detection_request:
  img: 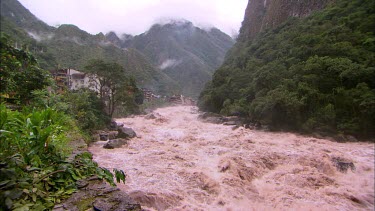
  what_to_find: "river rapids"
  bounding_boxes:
[88,106,374,211]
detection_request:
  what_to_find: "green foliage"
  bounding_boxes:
[84,59,142,117]
[62,89,110,133]
[199,0,375,138]
[0,33,126,210]
[0,105,125,210]
[0,34,52,104]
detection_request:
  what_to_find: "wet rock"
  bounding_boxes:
[334,134,347,142]
[198,112,221,119]
[232,125,240,130]
[76,180,89,189]
[331,157,355,173]
[118,127,137,139]
[261,125,270,131]
[345,135,358,142]
[99,133,108,141]
[145,113,157,119]
[110,120,117,130]
[55,179,141,211]
[103,139,127,149]
[93,195,141,211]
[218,160,231,172]
[109,120,123,130]
[52,204,65,211]
[129,191,181,211]
[223,121,238,126]
[204,116,224,124]
[223,116,243,122]
[108,131,118,139]
[312,132,325,139]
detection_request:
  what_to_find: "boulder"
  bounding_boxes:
[53,179,141,211]
[117,127,137,139]
[198,112,221,119]
[145,113,157,119]
[223,121,238,126]
[109,120,124,130]
[108,131,118,139]
[99,133,108,141]
[334,134,347,142]
[204,116,224,124]
[331,157,355,173]
[103,139,127,149]
[345,135,358,142]
[76,180,89,189]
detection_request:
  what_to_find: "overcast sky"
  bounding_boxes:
[18,0,248,36]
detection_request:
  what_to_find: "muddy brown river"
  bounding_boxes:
[89,106,374,211]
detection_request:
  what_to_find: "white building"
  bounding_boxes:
[67,69,99,92]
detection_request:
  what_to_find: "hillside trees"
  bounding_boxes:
[84,59,143,117]
[0,34,51,104]
[199,0,375,138]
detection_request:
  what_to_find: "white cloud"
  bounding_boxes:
[159,59,181,70]
[18,0,248,36]
[27,31,54,41]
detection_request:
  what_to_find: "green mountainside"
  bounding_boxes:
[199,0,375,138]
[0,0,179,95]
[1,0,234,97]
[124,21,235,97]
[0,0,53,33]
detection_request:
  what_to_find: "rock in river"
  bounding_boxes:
[118,127,137,139]
[103,139,127,149]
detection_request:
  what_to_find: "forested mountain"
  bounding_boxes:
[0,0,53,33]
[1,0,234,97]
[122,20,235,97]
[199,0,375,138]
[0,0,179,95]
[238,0,333,41]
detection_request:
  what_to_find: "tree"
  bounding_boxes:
[84,59,137,117]
[0,33,51,104]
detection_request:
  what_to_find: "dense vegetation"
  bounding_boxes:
[199,0,375,138]
[84,59,144,117]
[0,35,127,210]
[0,0,178,95]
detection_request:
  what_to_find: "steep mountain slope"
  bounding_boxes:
[0,0,179,95]
[0,0,53,33]
[239,0,333,41]
[124,20,235,97]
[199,0,375,138]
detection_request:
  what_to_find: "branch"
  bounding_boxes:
[33,169,66,184]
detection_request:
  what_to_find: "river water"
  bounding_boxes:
[88,106,374,211]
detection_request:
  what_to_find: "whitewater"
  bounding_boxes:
[89,106,374,211]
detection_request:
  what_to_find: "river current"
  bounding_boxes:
[89,106,374,211]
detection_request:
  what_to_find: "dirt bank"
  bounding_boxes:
[89,106,374,211]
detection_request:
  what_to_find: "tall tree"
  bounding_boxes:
[84,59,136,117]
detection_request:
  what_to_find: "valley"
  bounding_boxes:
[1,0,374,210]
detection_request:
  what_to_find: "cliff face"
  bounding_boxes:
[238,0,332,41]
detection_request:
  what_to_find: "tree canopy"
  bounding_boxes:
[199,0,375,138]
[84,59,142,117]
[0,33,51,104]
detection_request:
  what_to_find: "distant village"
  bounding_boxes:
[50,68,196,106]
